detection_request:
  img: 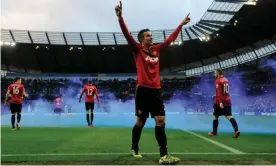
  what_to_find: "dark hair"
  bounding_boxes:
[88,80,92,84]
[216,69,223,75]
[138,29,150,43]
[15,77,21,82]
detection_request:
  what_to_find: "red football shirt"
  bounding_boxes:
[214,76,231,106]
[119,18,182,89]
[81,84,99,103]
[7,83,25,104]
[54,97,63,109]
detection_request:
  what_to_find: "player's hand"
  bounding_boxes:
[4,101,9,106]
[98,102,101,107]
[115,1,122,19]
[219,103,224,109]
[181,13,191,26]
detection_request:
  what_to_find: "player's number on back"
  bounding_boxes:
[87,89,93,96]
[223,83,229,94]
[13,86,20,95]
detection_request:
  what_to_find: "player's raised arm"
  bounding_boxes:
[115,1,139,47]
[156,13,191,50]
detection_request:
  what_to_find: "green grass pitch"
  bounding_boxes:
[1,127,276,165]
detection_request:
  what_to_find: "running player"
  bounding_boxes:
[4,77,26,130]
[208,69,240,138]
[79,81,101,127]
[115,1,191,164]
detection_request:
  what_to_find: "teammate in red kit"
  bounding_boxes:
[53,97,63,114]
[79,81,101,127]
[4,77,26,130]
[115,1,190,164]
[208,69,240,138]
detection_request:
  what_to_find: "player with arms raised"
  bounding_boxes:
[79,81,101,127]
[5,77,26,130]
[208,69,240,138]
[115,1,190,164]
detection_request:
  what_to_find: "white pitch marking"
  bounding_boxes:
[183,130,245,154]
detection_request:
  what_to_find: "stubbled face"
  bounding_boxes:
[142,31,153,46]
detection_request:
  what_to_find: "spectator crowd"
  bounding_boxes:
[1,72,276,115]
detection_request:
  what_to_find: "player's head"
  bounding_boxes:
[88,80,92,85]
[138,29,153,47]
[215,69,223,78]
[15,77,22,84]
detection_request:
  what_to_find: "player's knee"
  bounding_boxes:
[136,117,146,127]
[136,120,145,127]
[86,110,90,114]
[213,116,218,120]
[226,116,233,120]
[155,116,165,127]
[137,109,143,115]
[136,121,145,127]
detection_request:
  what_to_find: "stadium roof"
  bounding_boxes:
[1,0,256,45]
[1,0,275,75]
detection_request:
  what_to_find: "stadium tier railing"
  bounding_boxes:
[182,41,276,76]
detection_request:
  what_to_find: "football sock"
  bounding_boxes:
[131,124,143,150]
[11,115,15,128]
[86,113,90,125]
[230,118,239,132]
[213,119,218,134]
[155,126,168,157]
[17,113,21,123]
[90,112,94,125]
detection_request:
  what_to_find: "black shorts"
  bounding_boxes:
[10,103,22,114]
[54,108,62,114]
[213,104,232,116]
[135,86,165,118]
[85,102,94,111]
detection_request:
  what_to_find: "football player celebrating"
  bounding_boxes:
[115,1,190,164]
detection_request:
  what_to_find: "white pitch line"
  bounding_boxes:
[183,130,245,154]
[1,152,275,157]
